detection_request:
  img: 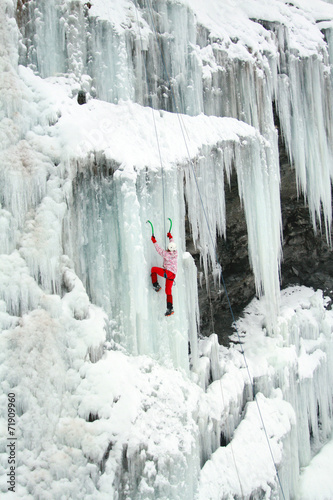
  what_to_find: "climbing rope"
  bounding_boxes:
[133,0,167,247]
[152,109,167,245]
[143,2,286,498]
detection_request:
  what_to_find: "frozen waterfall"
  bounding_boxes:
[1,0,333,499]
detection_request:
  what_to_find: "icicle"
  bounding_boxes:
[275,24,333,242]
[183,251,200,370]
[0,205,17,254]
[0,251,42,316]
[65,158,193,370]
[184,133,282,331]
[234,134,282,331]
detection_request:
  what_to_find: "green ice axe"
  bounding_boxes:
[146,220,154,236]
[168,218,172,233]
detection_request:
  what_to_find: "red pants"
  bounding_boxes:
[151,267,175,304]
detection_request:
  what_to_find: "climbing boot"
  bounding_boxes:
[165,303,174,316]
[153,282,161,292]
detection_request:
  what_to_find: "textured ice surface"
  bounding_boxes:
[1,0,333,498]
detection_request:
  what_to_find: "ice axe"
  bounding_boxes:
[146,220,154,236]
[147,218,172,237]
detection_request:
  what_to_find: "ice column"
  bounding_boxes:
[184,136,282,331]
[17,0,67,77]
[183,251,200,371]
[65,158,196,371]
[275,25,333,240]
[16,0,203,112]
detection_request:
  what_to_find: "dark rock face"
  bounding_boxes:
[279,143,333,303]
[188,170,254,345]
[188,135,333,346]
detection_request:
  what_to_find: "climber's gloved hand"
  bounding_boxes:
[167,232,172,239]
[151,236,156,243]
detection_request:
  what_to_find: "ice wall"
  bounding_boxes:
[3,0,283,372]
[198,287,333,499]
[59,95,281,358]
[274,23,333,240]
[1,0,333,499]
[65,156,194,369]
[14,0,333,327]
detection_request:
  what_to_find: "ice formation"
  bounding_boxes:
[1,0,333,498]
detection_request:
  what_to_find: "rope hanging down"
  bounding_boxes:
[133,1,167,247]
[142,1,286,498]
[135,0,245,495]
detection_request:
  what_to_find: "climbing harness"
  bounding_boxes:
[142,2,287,499]
[164,270,176,286]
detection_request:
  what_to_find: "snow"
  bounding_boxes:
[169,0,333,57]
[88,0,135,28]
[199,391,295,500]
[2,270,333,498]
[198,287,333,499]
[299,435,333,500]
[1,0,333,498]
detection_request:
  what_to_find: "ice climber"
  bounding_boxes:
[151,231,177,316]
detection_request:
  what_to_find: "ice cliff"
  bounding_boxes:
[1,0,333,498]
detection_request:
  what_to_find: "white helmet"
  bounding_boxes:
[168,241,177,252]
